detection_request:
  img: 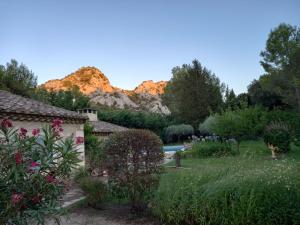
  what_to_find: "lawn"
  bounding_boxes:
[152,140,300,225]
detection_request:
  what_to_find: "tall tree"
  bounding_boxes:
[249,23,300,111]
[0,59,37,96]
[162,59,224,127]
[260,23,300,73]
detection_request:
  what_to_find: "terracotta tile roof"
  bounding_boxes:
[0,90,87,123]
[90,120,128,133]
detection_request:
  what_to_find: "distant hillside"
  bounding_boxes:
[42,67,170,114]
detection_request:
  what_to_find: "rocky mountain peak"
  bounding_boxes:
[43,66,116,94]
[134,80,168,95]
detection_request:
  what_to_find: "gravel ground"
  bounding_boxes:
[46,205,158,225]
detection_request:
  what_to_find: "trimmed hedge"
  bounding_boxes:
[181,141,237,158]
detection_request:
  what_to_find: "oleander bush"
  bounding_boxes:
[0,118,82,225]
[264,121,291,157]
[104,129,163,212]
[181,141,237,158]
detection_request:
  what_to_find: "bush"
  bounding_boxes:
[198,115,216,136]
[152,160,300,225]
[265,110,300,146]
[181,141,237,158]
[164,124,194,143]
[104,129,163,212]
[0,118,81,225]
[74,166,89,183]
[79,177,107,209]
[264,122,291,157]
[84,123,103,171]
[211,108,267,150]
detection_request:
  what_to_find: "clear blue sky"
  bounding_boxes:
[1,0,299,93]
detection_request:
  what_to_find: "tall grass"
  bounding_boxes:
[152,141,300,225]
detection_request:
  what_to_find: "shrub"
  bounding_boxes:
[74,166,89,183]
[263,122,291,157]
[265,110,300,146]
[0,118,81,225]
[198,115,216,136]
[164,124,194,143]
[84,123,103,171]
[211,108,267,151]
[181,141,236,158]
[152,160,300,225]
[79,177,107,209]
[104,129,163,212]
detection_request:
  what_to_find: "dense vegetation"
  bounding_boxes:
[103,129,163,212]
[0,118,81,225]
[162,60,224,128]
[153,141,300,225]
[0,59,37,97]
[97,108,174,138]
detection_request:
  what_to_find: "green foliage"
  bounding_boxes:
[264,122,291,153]
[249,23,300,111]
[74,166,89,183]
[260,23,300,73]
[211,108,267,149]
[265,110,300,146]
[97,108,173,137]
[0,59,37,97]
[198,115,216,135]
[32,86,90,111]
[0,118,81,225]
[104,129,163,212]
[164,124,194,143]
[181,141,237,158]
[162,59,224,127]
[79,177,108,209]
[84,123,103,170]
[152,144,300,225]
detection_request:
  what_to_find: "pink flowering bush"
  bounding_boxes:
[0,118,82,225]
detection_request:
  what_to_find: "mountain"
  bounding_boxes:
[43,67,117,94]
[42,67,170,114]
[134,80,167,95]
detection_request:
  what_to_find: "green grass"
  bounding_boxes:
[153,140,300,225]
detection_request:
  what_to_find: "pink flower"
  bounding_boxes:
[45,175,56,184]
[28,161,40,173]
[31,194,42,204]
[19,128,27,139]
[51,118,63,137]
[32,128,40,136]
[76,136,84,145]
[14,152,22,165]
[12,193,23,206]
[51,118,63,128]
[0,118,13,128]
[30,161,40,167]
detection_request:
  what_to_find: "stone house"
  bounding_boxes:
[0,90,88,165]
[77,108,128,140]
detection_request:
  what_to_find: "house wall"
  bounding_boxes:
[7,120,85,166]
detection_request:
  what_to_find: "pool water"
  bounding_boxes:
[163,145,185,152]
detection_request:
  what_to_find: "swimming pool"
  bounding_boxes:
[163,145,185,152]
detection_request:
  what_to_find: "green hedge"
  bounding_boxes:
[181,141,237,158]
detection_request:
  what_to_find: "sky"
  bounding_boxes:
[0,0,299,94]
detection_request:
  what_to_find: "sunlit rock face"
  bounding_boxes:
[43,67,116,94]
[134,80,168,95]
[42,67,170,114]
